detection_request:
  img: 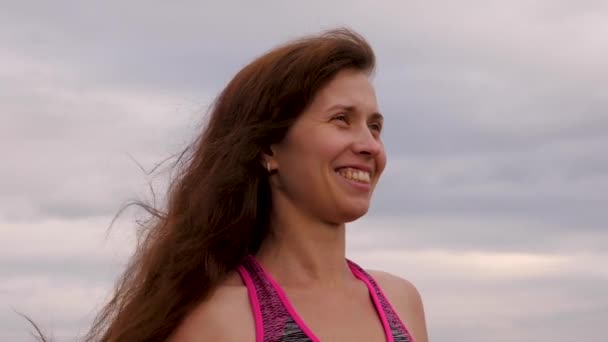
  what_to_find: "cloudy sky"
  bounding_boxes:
[2,1,607,341]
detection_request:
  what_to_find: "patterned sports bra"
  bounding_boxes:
[236,255,414,342]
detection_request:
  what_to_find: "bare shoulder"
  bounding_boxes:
[367,270,423,310]
[367,270,429,342]
[168,271,254,342]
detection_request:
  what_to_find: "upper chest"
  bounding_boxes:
[284,285,389,342]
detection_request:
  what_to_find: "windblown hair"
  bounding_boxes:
[82,28,375,341]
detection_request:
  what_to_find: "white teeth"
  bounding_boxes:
[336,168,371,184]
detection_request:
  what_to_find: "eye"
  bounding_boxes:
[331,114,349,124]
[369,122,383,133]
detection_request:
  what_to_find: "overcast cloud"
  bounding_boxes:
[1,1,607,341]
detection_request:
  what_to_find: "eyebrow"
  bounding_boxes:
[327,104,384,122]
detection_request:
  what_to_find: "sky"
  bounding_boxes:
[1,1,607,341]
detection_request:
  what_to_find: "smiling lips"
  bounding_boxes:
[336,167,372,184]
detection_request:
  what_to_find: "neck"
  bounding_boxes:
[256,196,352,288]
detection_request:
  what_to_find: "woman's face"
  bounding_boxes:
[269,69,386,224]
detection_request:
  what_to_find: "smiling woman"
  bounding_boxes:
[35,28,428,342]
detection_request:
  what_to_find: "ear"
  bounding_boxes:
[261,145,278,173]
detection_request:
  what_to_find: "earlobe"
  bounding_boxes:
[259,158,272,172]
[265,160,272,173]
[261,145,278,174]
[266,160,279,174]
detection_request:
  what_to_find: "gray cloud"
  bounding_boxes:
[371,140,608,231]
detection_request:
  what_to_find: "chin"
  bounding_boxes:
[335,204,370,223]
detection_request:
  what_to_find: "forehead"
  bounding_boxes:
[308,69,378,114]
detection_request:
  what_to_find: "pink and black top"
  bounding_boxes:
[236,255,414,342]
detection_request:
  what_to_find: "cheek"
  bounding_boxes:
[316,128,354,154]
[276,137,326,180]
[376,147,388,177]
[296,133,345,163]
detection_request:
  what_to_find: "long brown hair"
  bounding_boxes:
[85,28,375,341]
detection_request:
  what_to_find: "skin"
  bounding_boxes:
[170,70,429,342]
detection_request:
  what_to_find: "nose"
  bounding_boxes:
[352,127,383,157]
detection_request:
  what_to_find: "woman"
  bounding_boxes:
[88,28,428,342]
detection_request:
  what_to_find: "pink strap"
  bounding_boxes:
[349,264,395,342]
[236,265,265,342]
